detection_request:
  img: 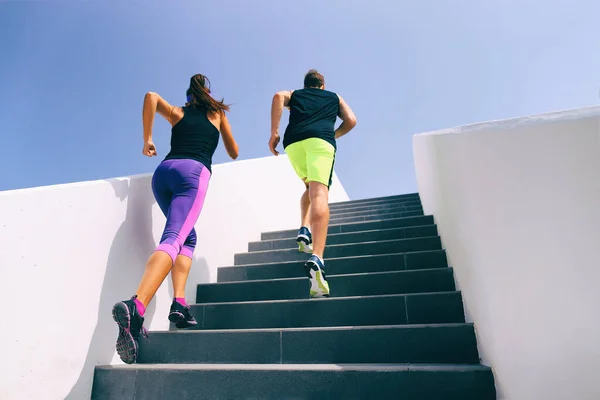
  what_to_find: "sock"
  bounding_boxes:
[133,297,146,317]
[175,297,187,307]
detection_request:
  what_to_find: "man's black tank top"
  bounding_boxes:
[283,88,340,150]
[163,106,220,172]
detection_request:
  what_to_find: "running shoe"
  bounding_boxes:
[168,298,198,329]
[304,255,330,298]
[296,226,313,253]
[112,295,147,364]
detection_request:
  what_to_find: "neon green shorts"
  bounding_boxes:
[285,138,336,188]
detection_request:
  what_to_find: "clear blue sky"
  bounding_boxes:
[1,1,598,199]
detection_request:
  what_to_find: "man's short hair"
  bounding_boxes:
[304,69,325,88]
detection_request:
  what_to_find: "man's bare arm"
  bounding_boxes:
[270,90,293,134]
[269,90,293,155]
[334,95,357,140]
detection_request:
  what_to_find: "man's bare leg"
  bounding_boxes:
[297,181,313,253]
[308,181,329,259]
[304,180,330,297]
[300,183,311,228]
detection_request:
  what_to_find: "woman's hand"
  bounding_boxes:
[142,141,157,157]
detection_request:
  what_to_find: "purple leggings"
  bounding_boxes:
[151,159,211,263]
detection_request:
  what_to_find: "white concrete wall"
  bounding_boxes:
[0,154,348,400]
[413,106,600,400]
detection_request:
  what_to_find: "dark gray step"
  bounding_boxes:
[199,268,455,303]
[328,199,423,214]
[262,215,434,240]
[329,192,420,209]
[137,324,479,364]
[92,363,495,400]
[330,201,423,216]
[218,250,448,282]
[188,292,465,330]
[330,204,424,220]
[249,225,437,252]
[235,236,442,266]
[330,209,424,224]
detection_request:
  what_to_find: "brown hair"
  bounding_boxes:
[303,69,325,88]
[186,74,230,113]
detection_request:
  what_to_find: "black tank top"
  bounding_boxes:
[163,106,220,172]
[283,88,340,150]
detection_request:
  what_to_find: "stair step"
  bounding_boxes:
[198,268,455,303]
[92,363,495,400]
[187,292,465,330]
[235,237,442,266]
[262,215,434,240]
[328,199,423,214]
[249,225,438,252]
[137,323,479,364]
[218,250,448,282]
[330,204,424,219]
[330,209,424,224]
[329,192,420,208]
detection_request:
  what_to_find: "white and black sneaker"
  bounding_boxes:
[296,226,313,253]
[304,255,330,298]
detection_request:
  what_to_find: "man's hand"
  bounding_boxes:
[268,134,280,156]
[142,141,157,157]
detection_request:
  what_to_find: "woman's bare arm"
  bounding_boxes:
[219,111,239,159]
[142,92,180,144]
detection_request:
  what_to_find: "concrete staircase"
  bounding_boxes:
[92,193,497,399]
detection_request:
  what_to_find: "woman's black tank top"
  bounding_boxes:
[163,106,220,172]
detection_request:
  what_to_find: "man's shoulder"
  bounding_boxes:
[295,88,339,98]
[322,89,341,101]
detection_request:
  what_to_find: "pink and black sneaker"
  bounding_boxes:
[168,298,198,329]
[111,295,147,364]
